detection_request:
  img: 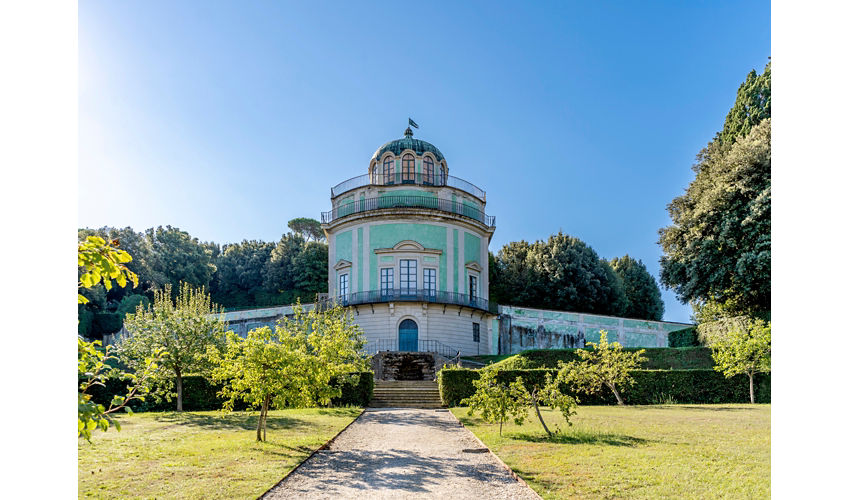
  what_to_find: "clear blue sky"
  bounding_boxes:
[78,1,770,323]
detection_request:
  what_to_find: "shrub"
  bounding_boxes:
[82,372,374,412]
[78,307,95,338]
[93,312,123,335]
[489,347,714,370]
[438,368,770,406]
[668,327,700,347]
[116,294,150,318]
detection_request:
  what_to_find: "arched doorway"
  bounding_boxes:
[398,319,419,352]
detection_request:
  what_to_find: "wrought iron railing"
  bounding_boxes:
[321,194,496,227]
[320,289,489,312]
[364,338,463,357]
[330,173,487,201]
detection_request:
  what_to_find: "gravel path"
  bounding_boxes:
[262,408,540,499]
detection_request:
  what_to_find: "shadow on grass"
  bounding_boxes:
[153,412,309,431]
[510,428,651,447]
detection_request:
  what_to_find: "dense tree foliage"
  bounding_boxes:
[211,240,275,306]
[145,226,217,290]
[209,304,366,441]
[490,232,628,316]
[659,62,771,319]
[77,220,330,337]
[120,283,228,411]
[610,255,664,321]
[287,217,325,242]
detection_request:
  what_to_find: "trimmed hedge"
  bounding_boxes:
[93,312,123,336]
[487,347,715,371]
[438,368,770,406]
[668,327,700,347]
[83,372,374,412]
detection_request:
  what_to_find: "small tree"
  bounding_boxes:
[120,282,228,411]
[559,331,646,405]
[209,303,366,441]
[461,369,529,436]
[710,319,770,403]
[288,217,325,242]
[524,373,578,437]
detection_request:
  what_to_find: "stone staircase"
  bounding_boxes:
[369,380,445,409]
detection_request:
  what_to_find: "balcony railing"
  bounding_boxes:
[330,173,487,201]
[321,194,496,227]
[320,289,490,312]
[364,338,463,357]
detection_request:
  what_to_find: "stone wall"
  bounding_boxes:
[371,351,437,381]
[497,305,693,354]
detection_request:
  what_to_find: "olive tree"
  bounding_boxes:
[209,303,366,441]
[710,319,770,403]
[558,331,646,405]
[120,282,228,411]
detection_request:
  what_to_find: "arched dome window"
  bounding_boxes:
[402,153,415,184]
[382,156,395,185]
[423,156,434,185]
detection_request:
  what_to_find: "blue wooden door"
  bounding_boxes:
[398,319,418,352]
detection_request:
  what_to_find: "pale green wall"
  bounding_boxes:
[464,232,481,265]
[357,227,363,292]
[452,228,459,293]
[335,230,352,264]
[368,223,448,291]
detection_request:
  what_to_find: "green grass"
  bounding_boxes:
[78,408,362,499]
[452,404,770,499]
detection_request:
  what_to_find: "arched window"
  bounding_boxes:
[423,156,434,185]
[382,156,395,185]
[402,153,415,183]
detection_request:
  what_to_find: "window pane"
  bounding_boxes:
[400,259,417,294]
[402,154,415,182]
[473,322,480,342]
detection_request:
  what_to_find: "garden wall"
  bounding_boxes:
[497,305,693,354]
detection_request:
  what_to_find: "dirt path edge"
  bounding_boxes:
[257,408,366,500]
[446,409,543,499]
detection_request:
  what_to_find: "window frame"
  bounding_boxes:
[423,155,435,185]
[423,267,437,297]
[399,259,418,295]
[402,153,415,184]
[380,267,394,297]
[382,156,395,185]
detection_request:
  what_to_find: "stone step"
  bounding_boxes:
[371,396,443,401]
[374,381,438,386]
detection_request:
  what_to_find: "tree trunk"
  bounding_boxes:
[609,382,624,405]
[263,395,270,442]
[499,419,503,436]
[531,390,552,436]
[256,395,269,442]
[749,372,755,404]
[175,367,183,412]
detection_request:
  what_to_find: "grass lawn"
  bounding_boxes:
[452,404,770,499]
[78,408,362,499]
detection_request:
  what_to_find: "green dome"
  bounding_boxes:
[371,128,445,162]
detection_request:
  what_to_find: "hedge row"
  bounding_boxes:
[668,328,700,347]
[438,368,770,406]
[487,347,715,371]
[83,372,374,412]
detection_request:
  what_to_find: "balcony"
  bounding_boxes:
[321,194,496,227]
[320,289,490,312]
[330,173,487,201]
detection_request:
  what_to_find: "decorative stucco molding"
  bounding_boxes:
[374,240,443,256]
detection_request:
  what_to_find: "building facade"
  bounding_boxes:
[321,127,497,356]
